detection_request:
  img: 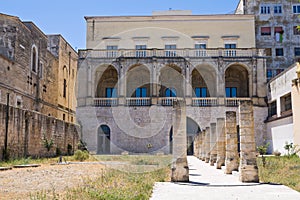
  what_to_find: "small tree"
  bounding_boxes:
[257,142,270,167]
[42,134,54,156]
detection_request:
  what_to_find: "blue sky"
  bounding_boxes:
[1,0,240,49]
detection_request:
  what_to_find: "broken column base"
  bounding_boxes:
[210,154,217,166]
[239,165,259,183]
[171,158,189,182]
[216,158,225,169]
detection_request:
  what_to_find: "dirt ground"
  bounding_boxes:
[0,162,105,200]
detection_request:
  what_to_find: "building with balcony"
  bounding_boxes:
[77,12,268,154]
[236,0,300,81]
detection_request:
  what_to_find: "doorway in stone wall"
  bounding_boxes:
[97,125,111,154]
[187,117,201,155]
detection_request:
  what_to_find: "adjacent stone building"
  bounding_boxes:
[0,13,79,159]
[77,11,268,154]
[236,0,300,81]
[266,62,300,155]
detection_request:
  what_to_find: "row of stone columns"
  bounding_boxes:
[193,100,259,182]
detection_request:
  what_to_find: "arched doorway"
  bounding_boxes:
[97,125,111,154]
[225,65,249,97]
[187,117,201,155]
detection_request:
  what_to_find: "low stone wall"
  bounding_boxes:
[0,103,80,160]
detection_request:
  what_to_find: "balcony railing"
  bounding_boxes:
[192,98,218,107]
[79,48,260,59]
[93,97,254,107]
[94,98,118,107]
[225,98,251,107]
[126,97,151,106]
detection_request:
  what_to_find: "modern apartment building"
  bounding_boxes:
[236,0,300,81]
[77,11,268,154]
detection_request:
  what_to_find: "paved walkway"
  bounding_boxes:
[151,156,300,200]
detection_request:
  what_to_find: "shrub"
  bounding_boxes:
[284,142,300,158]
[74,150,89,161]
[257,142,270,167]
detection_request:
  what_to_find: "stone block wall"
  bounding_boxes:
[0,103,80,160]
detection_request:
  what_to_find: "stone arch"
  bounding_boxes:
[191,64,217,97]
[225,64,249,97]
[95,65,119,97]
[159,64,184,97]
[126,64,151,97]
[97,124,111,154]
[187,117,201,155]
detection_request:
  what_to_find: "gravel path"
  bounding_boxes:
[0,162,104,200]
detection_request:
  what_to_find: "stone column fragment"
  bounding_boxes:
[225,111,239,174]
[204,127,210,163]
[171,100,189,182]
[239,100,259,183]
[216,118,226,169]
[210,123,217,166]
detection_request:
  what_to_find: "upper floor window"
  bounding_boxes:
[106,45,118,57]
[225,43,236,57]
[261,27,271,36]
[294,26,300,35]
[195,44,206,49]
[293,5,300,14]
[295,47,300,56]
[268,101,277,117]
[261,5,270,14]
[31,46,38,73]
[135,45,147,57]
[274,5,282,14]
[63,79,67,98]
[165,44,177,57]
[275,48,284,56]
[274,27,284,42]
[281,94,292,113]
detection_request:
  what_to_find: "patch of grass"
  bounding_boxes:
[64,167,170,200]
[258,156,300,192]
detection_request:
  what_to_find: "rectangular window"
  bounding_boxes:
[105,88,117,98]
[293,5,300,14]
[261,27,271,36]
[225,44,236,57]
[165,45,177,57]
[281,94,292,114]
[275,48,284,56]
[63,114,66,121]
[268,101,277,117]
[63,79,67,98]
[274,5,282,14]
[261,5,270,14]
[195,87,207,97]
[294,26,300,35]
[135,45,147,57]
[226,87,237,98]
[135,87,147,97]
[195,44,207,57]
[274,27,283,42]
[106,45,118,57]
[295,47,300,56]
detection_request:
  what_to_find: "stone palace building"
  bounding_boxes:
[77,11,268,154]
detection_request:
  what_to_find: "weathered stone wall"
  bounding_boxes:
[0,103,80,160]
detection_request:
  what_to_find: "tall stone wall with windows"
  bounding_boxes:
[0,103,80,160]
